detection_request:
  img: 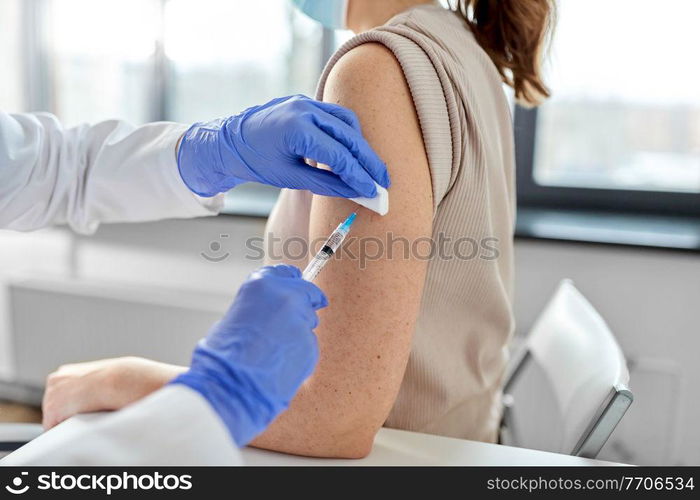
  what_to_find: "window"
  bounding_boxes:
[164,0,322,123]
[40,0,323,127]
[161,0,325,214]
[516,0,700,217]
[48,0,160,126]
[4,0,331,216]
[0,0,23,110]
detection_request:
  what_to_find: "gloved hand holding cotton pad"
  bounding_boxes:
[299,156,389,216]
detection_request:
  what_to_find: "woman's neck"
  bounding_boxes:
[347,0,436,33]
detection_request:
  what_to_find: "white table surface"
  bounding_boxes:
[1,423,622,466]
[242,428,622,466]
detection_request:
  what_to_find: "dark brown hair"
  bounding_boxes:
[454,0,555,107]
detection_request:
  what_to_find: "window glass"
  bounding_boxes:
[164,0,322,123]
[163,0,324,212]
[534,0,700,193]
[47,0,159,126]
[3,0,331,215]
[0,0,23,110]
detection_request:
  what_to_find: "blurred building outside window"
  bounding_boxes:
[534,0,700,194]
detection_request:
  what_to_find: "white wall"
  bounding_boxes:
[0,217,263,385]
[1,217,698,464]
[515,240,700,465]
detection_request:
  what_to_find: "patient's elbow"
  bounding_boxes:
[331,431,375,459]
[290,421,377,458]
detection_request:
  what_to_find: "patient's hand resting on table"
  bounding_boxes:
[42,357,185,429]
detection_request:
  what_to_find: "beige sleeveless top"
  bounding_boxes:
[265,4,515,442]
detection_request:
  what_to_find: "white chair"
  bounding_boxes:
[500,280,633,459]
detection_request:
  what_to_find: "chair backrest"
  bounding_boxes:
[502,280,633,458]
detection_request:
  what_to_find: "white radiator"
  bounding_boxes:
[2,277,231,404]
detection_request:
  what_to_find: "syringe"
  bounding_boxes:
[302,212,357,282]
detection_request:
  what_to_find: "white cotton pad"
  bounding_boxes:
[350,183,389,216]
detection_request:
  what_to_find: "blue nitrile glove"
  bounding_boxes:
[177,94,390,197]
[170,265,327,446]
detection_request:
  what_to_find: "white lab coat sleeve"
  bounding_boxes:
[0,385,243,466]
[0,112,224,234]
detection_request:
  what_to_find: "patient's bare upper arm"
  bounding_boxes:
[252,43,433,458]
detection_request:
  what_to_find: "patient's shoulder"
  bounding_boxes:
[320,41,432,224]
[323,43,410,110]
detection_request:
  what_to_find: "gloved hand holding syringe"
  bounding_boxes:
[171,183,382,446]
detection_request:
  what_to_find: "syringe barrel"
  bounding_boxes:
[302,224,348,282]
[302,252,331,282]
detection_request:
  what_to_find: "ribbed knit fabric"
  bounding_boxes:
[264,4,515,442]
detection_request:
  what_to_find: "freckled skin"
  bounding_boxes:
[251,42,433,458]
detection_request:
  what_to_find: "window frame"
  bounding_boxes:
[514,106,700,218]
